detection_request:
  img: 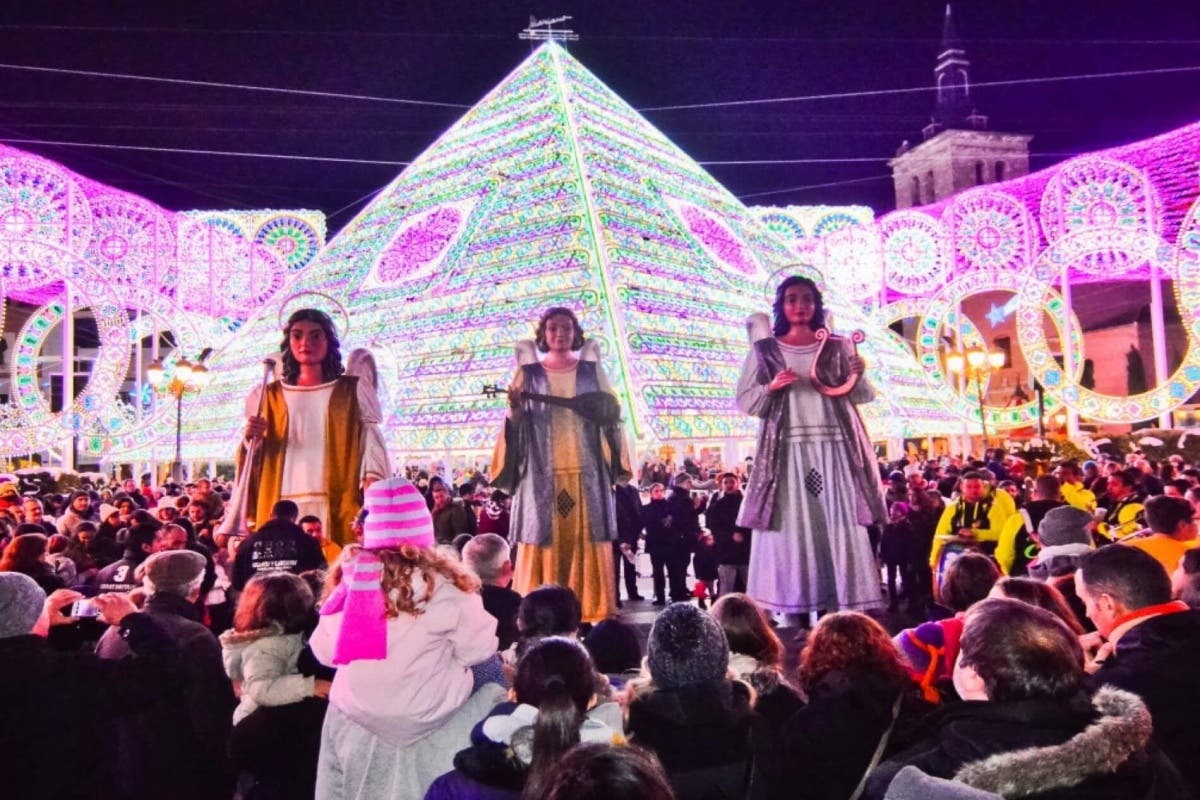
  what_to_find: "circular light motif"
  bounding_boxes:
[945,189,1033,272]
[820,225,883,301]
[1016,226,1197,423]
[1,208,34,238]
[0,153,93,254]
[255,215,321,271]
[915,270,1083,430]
[879,211,949,295]
[177,215,286,318]
[1040,157,1159,279]
[84,191,177,289]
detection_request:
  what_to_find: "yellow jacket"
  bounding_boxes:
[1061,482,1097,513]
[1097,497,1146,542]
[931,490,1016,567]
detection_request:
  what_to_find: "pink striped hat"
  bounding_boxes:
[362,477,435,550]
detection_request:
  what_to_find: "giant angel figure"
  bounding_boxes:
[240,308,390,544]
[737,276,886,617]
[491,306,631,622]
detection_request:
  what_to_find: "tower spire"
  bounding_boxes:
[924,3,986,139]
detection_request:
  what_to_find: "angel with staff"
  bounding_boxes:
[736,275,887,620]
[233,301,390,544]
[490,306,631,622]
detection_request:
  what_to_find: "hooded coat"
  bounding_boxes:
[866,687,1190,800]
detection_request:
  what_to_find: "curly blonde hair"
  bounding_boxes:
[323,543,479,617]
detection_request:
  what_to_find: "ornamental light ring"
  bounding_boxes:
[3,243,131,454]
[1015,225,1198,423]
[916,269,1083,430]
[879,210,950,296]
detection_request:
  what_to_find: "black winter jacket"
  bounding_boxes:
[867,688,1190,800]
[95,592,236,800]
[627,679,759,800]
[1087,609,1200,797]
[0,615,182,800]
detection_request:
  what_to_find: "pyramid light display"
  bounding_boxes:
[189,43,957,461]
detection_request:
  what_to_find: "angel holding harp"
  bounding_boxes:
[490,306,631,622]
[736,276,887,619]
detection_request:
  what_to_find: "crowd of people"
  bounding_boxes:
[1,441,1199,800]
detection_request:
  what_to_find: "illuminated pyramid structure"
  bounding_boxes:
[189,43,953,460]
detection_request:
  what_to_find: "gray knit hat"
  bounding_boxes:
[136,549,205,595]
[647,602,729,689]
[0,572,46,639]
[1038,506,1094,547]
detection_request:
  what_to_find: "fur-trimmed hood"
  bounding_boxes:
[954,687,1151,797]
[218,622,284,647]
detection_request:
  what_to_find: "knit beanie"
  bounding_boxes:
[0,572,46,638]
[362,477,435,549]
[1038,506,1094,547]
[647,603,729,689]
[136,550,206,595]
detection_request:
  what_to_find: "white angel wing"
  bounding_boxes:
[579,339,601,363]
[746,312,772,344]
[346,347,384,423]
[515,339,538,366]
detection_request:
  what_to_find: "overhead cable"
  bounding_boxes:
[0,62,471,109]
[639,64,1200,112]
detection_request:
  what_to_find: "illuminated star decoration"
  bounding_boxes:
[986,302,1008,327]
[985,297,1020,328]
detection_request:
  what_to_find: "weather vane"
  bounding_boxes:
[518,14,579,44]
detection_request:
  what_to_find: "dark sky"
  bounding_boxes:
[2,0,1198,235]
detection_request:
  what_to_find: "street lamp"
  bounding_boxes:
[946,346,1006,444]
[147,349,212,483]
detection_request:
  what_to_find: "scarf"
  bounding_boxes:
[319,550,388,664]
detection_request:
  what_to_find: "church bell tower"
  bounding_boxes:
[889,4,1032,209]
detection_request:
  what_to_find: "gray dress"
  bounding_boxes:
[736,340,883,614]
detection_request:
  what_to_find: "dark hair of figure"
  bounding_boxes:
[1145,494,1194,535]
[513,637,600,799]
[272,500,300,522]
[711,592,783,667]
[939,552,1000,612]
[1077,545,1172,610]
[518,584,582,640]
[279,308,344,384]
[539,742,676,800]
[959,598,1085,702]
[772,275,826,336]
[990,577,1084,634]
[235,572,314,634]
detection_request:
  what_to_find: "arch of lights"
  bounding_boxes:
[764,121,1200,429]
[0,144,325,464]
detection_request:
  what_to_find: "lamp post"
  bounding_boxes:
[946,347,1006,445]
[147,350,212,483]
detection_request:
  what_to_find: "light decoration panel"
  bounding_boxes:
[192,43,953,458]
[751,205,875,242]
[791,120,1200,426]
[0,141,327,460]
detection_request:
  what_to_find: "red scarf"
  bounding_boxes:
[1111,600,1189,631]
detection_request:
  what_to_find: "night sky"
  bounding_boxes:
[2,0,1198,235]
